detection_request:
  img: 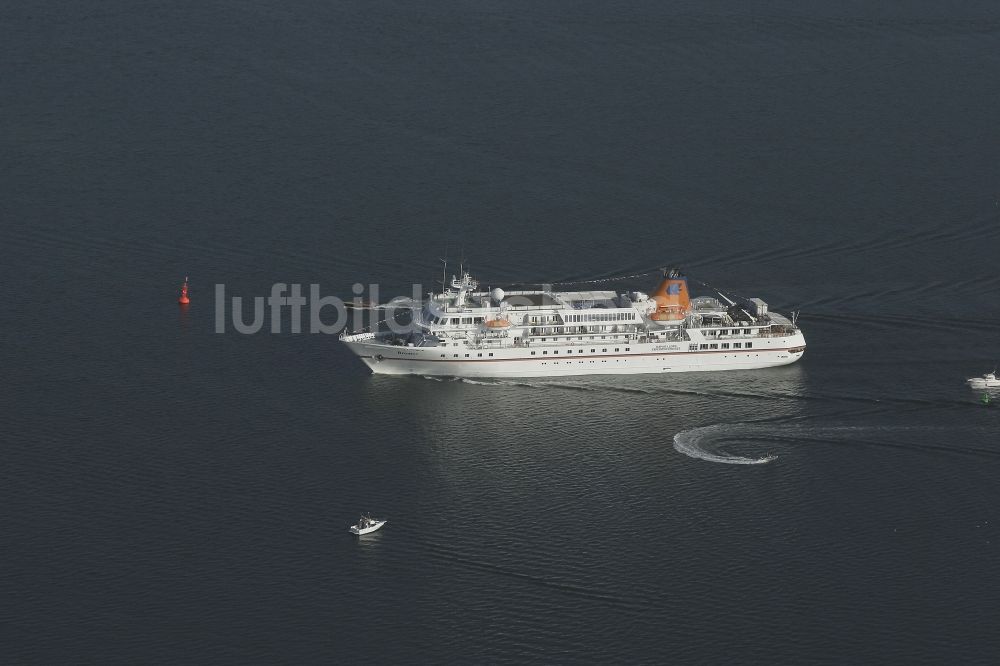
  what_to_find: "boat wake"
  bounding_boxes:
[674,421,1000,464]
[419,376,528,387]
[673,424,777,465]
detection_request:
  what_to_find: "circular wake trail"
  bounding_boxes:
[673,424,776,465]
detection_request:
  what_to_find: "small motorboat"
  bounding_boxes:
[967,371,1000,389]
[350,513,386,535]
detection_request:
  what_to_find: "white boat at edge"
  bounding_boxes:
[967,372,1000,389]
[340,267,806,378]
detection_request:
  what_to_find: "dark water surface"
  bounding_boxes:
[3,1,1000,663]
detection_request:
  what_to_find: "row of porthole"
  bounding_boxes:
[531,347,629,356]
[540,354,763,365]
[436,350,766,360]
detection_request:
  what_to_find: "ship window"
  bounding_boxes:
[700,344,708,350]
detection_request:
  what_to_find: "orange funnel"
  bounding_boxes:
[649,268,690,321]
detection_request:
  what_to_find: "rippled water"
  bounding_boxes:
[3,1,1000,663]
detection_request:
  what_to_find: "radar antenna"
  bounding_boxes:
[438,257,448,293]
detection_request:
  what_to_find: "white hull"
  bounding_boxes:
[968,380,1000,389]
[343,335,805,378]
[350,520,386,535]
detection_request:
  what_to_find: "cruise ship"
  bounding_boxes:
[340,269,805,377]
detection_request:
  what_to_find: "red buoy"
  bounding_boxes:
[178,276,190,304]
